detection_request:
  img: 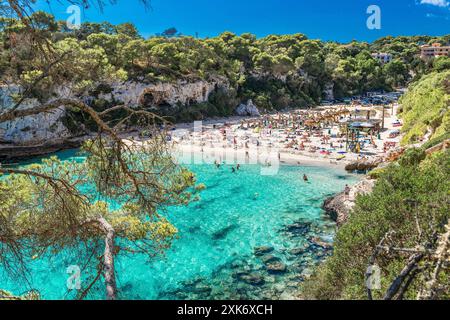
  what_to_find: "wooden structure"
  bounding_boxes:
[343,118,382,153]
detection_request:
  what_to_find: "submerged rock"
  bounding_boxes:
[211,225,237,240]
[260,254,281,264]
[266,262,287,274]
[288,247,305,256]
[309,237,333,250]
[192,284,212,294]
[254,246,275,256]
[238,272,266,286]
[282,221,311,236]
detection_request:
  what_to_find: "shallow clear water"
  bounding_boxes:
[0,150,358,300]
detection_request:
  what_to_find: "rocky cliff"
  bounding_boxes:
[323,178,375,226]
[0,85,71,144]
[99,79,223,109]
[0,79,226,145]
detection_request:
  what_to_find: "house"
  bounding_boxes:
[420,43,450,59]
[371,53,393,64]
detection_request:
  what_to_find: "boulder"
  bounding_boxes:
[254,246,274,256]
[323,192,348,225]
[260,255,281,264]
[238,272,266,286]
[288,248,305,256]
[345,159,382,172]
[266,262,287,274]
[282,221,311,236]
[235,99,261,117]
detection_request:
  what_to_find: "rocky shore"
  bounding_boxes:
[146,219,336,300]
[0,138,83,163]
[323,177,375,226]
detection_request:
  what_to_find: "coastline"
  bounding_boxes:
[173,143,350,170]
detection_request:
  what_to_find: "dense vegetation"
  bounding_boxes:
[399,70,450,145]
[302,70,450,300]
[302,148,450,300]
[0,12,449,121]
[0,5,449,300]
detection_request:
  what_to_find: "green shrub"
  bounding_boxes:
[399,70,450,145]
[302,150,450,300]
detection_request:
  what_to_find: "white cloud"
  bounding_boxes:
[420,0,449,7]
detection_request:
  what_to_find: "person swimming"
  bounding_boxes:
[303,174,309,182]
[232,167,236,173]
[236,164,241,170]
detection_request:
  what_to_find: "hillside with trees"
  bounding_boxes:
[0,2,449,301]
[302,69,450,300]
[0,11,449,123]
[399,69,450,145]
[302,147,450,300]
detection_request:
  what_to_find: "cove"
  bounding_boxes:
[0,149,358,300]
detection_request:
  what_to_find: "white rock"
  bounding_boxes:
[99,80,220,107]
[0,85,70,144]
[235,99,261,117]
[323,83,334,101]
[0,79,226,144]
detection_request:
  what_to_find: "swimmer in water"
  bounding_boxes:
[237,164,241,170]
[303,174,309,182]
[253,193,260,200]
[232,167,236,173]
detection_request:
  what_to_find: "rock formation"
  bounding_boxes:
[345,158,383,172]
[323,83,335,101]
[235,99,261,117]
[99,79,221,109]
[0,85,71,144]
[323,178,375,226]
[0,79,225,146]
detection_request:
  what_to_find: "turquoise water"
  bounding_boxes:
[0,150,358,300]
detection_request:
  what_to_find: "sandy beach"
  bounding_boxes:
[164,102,403,170]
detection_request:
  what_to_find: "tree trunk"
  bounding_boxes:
[97,218,117,300]
[383,252,424,300]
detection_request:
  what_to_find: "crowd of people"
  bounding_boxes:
[171,103,402,167]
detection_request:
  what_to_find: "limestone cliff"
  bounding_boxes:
[0,79,225,145]
[99,79,223,109]
[0,85,71,144]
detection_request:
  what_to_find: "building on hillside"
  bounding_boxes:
[371,53,393,64]
[420,43,450,59]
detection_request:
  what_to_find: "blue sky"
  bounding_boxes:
[34,0,450,42]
